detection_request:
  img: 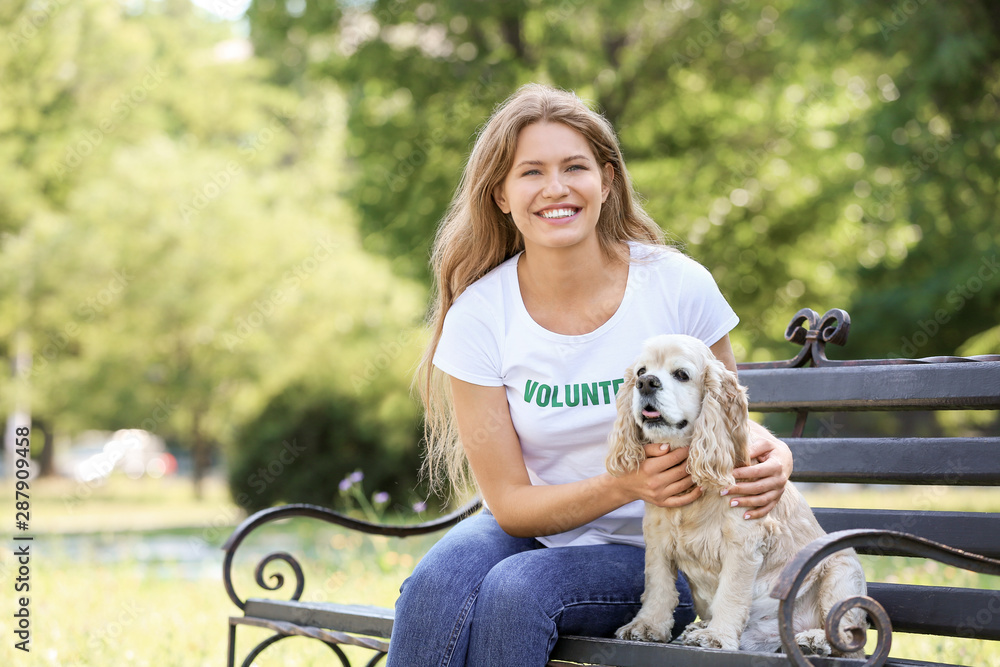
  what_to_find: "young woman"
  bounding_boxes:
[386,83,793,667]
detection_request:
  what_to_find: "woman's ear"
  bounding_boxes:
[601,162,614,202]
[493,184,510,214]
[606,365,646,476]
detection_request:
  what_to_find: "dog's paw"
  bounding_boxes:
[679,625,738,651]
[615,617,673,643]
[793,629,832,656]
[675,619,709,644]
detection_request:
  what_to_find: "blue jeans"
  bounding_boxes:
[386,511,695,667]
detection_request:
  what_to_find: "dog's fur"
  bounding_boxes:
[606,334,868,656]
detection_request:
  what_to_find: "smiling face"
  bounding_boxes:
[630,335,711,445]
[493,121,613,252]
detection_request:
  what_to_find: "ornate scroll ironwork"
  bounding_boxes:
[771,529,1000,667]
[740,307,1000,369]
[222,498,482,666]
[737,308,852,369]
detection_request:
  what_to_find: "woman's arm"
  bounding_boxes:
[710,335,794,520]
[449,376,701,538]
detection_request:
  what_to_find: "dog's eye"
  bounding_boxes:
[672,369,690,382]
[636,366,646,377]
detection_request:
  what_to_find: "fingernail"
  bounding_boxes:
[660,444,668,451]
[720,489,729,496]
[744,512,752,520]
[730,499,739,507]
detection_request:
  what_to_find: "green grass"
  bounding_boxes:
[0,476,997,665]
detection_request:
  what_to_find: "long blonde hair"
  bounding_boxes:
[418,83,666,498]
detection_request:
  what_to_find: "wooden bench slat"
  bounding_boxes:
[551,635,869,666]
[243,586,1000,653]
[868,583,1000,640]
[740,362,1000,412]
[788,438,1000,485]
[813,509,1000,559]
[244,599,394,639]
[243,599,951,667]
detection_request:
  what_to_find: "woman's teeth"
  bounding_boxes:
[539,208,578,219]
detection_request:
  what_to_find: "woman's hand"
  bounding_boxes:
[623,443,703,508]
[722,421,793,519]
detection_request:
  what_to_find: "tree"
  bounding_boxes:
[244,0,999,362]
[0,0,430,497]
[789,2,1000,358]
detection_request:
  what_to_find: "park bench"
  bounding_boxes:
[222,307,1000,667]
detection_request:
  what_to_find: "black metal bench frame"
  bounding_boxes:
[222,308,1000,667]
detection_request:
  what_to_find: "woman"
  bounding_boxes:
[386,83,792,667]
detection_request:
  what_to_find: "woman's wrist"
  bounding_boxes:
[597,470,640,509]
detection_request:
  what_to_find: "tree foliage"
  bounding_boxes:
[245,0,999,362]
[2,0,997,505]
[229,381,425,513]
[1,0,428,498]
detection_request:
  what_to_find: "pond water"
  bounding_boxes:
[40,530,223,579]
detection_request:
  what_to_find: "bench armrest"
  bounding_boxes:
[772,529,1000,667]
[222,498,482,610]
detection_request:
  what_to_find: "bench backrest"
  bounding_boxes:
[736,309,1000,643]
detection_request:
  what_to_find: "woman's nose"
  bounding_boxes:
[541,172,570,198]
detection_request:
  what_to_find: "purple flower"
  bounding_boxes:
[373,491,390,504]
[349,471,364,483]
[338,478,353,492]
[412,501,427,513]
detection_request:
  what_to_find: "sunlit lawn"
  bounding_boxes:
[0,476,996,665]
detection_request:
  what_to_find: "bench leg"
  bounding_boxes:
[227,619,237,667]
[228,618,360,666]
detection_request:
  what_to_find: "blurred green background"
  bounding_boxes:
[2,0,999,507]
[1,2,999,665]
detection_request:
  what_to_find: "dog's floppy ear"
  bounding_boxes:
[606,364,646,476]
[687,357,750,488]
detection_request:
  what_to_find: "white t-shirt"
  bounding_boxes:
[433,242,739,548]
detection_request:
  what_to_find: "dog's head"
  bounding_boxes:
[606,334,750,488]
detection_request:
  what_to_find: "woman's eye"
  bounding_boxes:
[672,369,690,382]
[636,367,646,377]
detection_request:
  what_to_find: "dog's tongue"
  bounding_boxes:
[641,408,661,419]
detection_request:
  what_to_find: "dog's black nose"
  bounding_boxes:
[636,374,661,396]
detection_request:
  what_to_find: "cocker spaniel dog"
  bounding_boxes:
[606,334,868,656]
